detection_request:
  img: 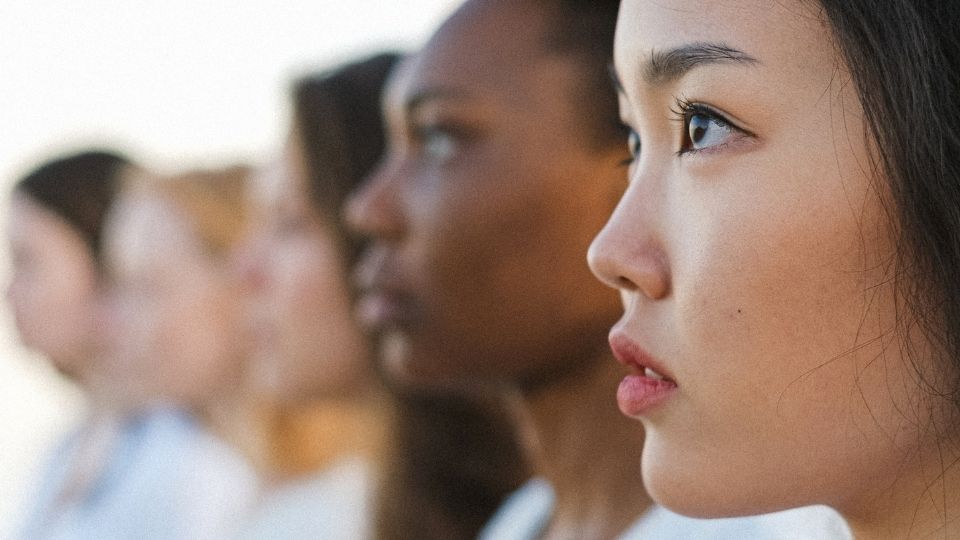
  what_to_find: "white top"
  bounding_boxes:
[235,457,374,540]
[16,408,258,540]
[479,478,853,540]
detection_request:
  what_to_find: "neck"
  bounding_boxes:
[517,352,652,540]
[845,429,960,540]
[207,393,389,484]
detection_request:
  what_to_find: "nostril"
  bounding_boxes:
[616,276,638,291]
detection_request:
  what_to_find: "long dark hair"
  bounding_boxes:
[291,54,529,540]
[541,0,623,149]
[292,52,397,265]
[815,1,960,399]
[13,150,131,266]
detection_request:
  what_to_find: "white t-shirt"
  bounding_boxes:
[235,457,374,540]
[16,408,258,540]
[478,478,853,540]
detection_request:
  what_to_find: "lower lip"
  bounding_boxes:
[355,293,410,330]
[617,374,677,417]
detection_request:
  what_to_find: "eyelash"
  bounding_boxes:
[412,121,476,161]
[620,97,751,166]
[670,97,746,156]
[412,124,449,144]
[617,121,637,168]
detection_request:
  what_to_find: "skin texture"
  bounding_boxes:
[588,1,960,538]
[346,0,626,389]
[347,2,652,538]
[101,191,245,409]
[5,194,101,381]
[235,131,372,403]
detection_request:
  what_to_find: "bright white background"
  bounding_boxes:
[0,1,459,534]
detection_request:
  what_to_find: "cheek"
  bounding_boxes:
[411,161,553,316]
[654,150,921,512]
[165,287,241,397]
[273,245,334,324]
[682,158,895,388]
[250,238,367,398]
[269,241,350,347]
[16,265,97,356]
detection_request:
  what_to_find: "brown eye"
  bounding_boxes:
[683,112,734,152]
[627,129,641,159]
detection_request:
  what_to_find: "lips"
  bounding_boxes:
[354,289,414,330]
[353,246,417,331]
[609,331,677,417]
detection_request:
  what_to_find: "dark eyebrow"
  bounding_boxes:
[405,87,469,115]
[644,42,758,85]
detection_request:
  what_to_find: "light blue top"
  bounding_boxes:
[234,456,373,540]
[16,408,258,540]
[478,478,853,540]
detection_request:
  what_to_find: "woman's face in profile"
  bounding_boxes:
[589,0,950,520]
[347,2,625,387]
[5,195,100,380]
[101,191,243,407]
[236,133,370,403]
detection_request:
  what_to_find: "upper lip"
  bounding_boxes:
[608,329,675,382]
[353,245,417,327]
[354,245,405,296]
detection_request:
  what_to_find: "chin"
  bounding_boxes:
[641,429,808,519]
[377,333,473,393]
[642,429,748,519]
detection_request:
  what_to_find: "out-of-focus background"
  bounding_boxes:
[0,1,457,534]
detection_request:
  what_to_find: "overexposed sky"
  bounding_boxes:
[0,0,460,533]
[0,0,459,176]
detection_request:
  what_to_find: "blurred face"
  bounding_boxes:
[102,191,244,408]
[235,133,371,402]
[346,0,626,387]
[5,195,100,379]
[589,0,951,522]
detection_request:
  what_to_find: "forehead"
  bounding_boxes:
[7,195,84,254]
[393,0,554,104]
[8,196,61,238]
[615,0,833,88]
[250,157,294,208]
[106,192,202,276]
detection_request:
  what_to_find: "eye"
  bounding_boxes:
[628,129,641,159]
[618,126,641,167]
[673,99,750,155]
[685,113,733,151]
[417,126,458,162]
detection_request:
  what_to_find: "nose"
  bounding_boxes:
[344,157,405,242]
[587,181,670,301]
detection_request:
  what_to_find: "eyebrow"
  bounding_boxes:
[641,41,758,85]
[404,87,469,115]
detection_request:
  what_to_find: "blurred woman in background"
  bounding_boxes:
[234,53,528,539]
[6,151,126,391]
[233,54,396,540]
[7,150,129,539]
[8,151,256,539]
[97,165,259,539]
